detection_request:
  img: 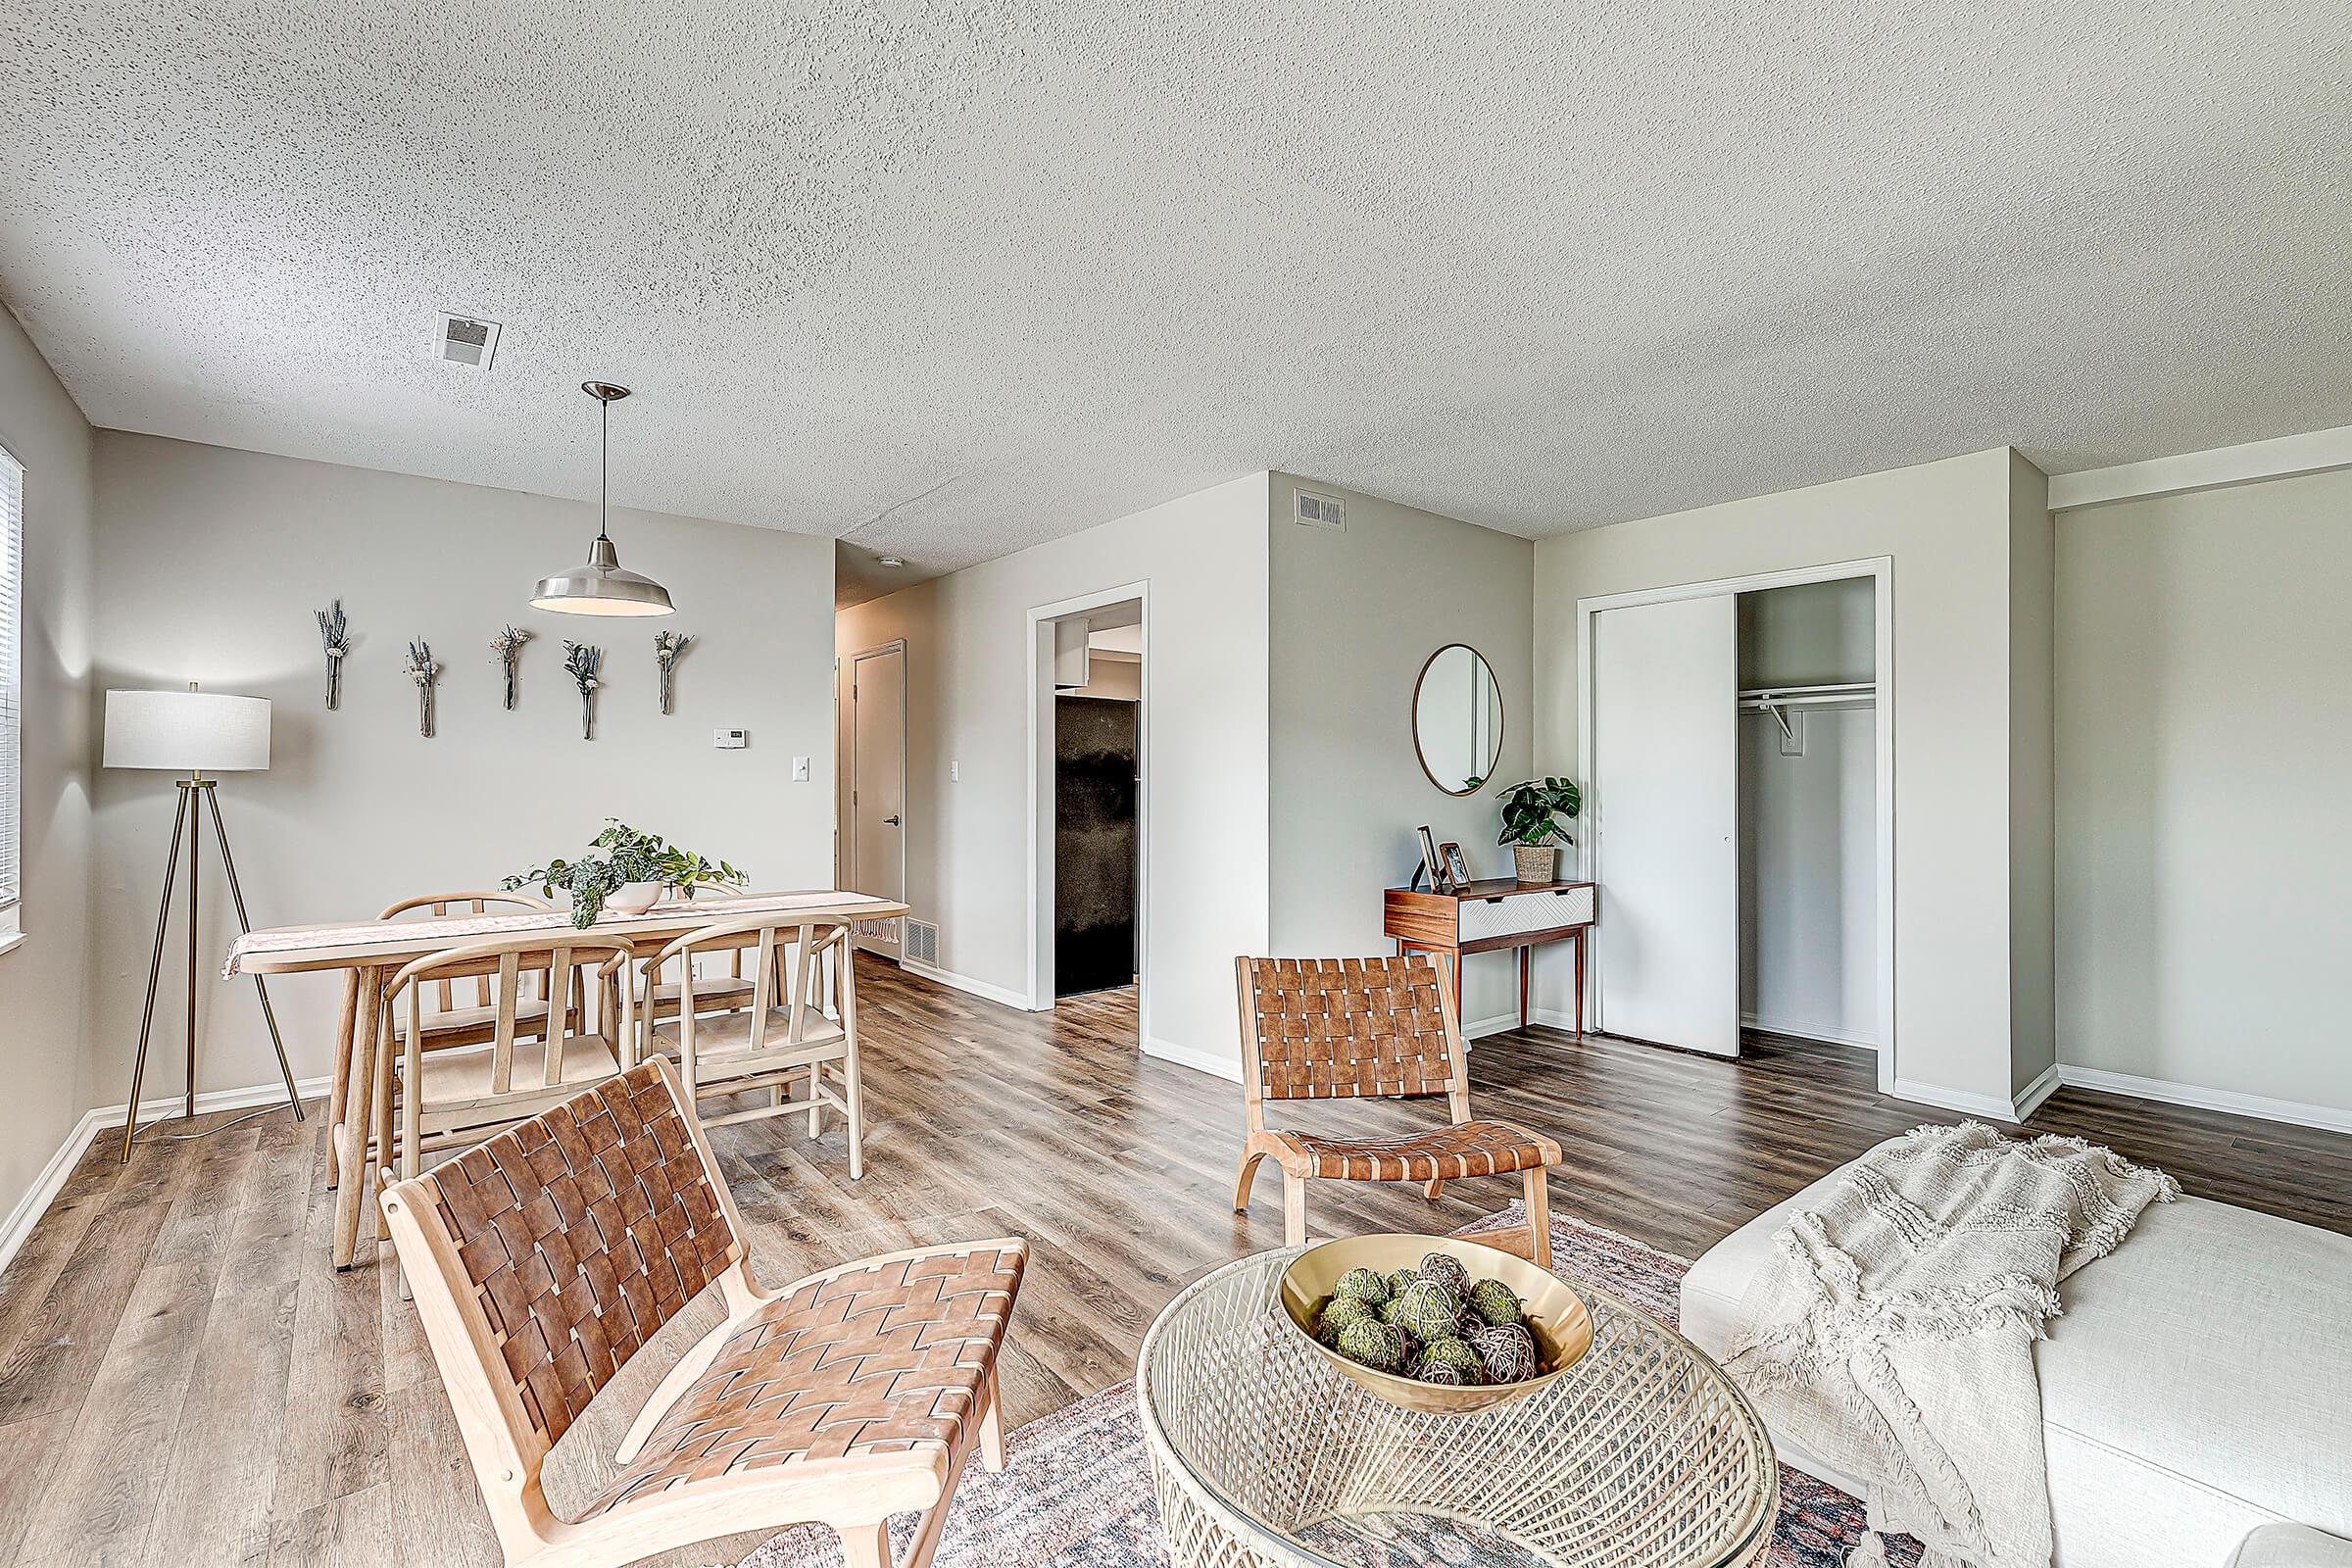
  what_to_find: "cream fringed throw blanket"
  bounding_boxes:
[1723,1123,2178,1568]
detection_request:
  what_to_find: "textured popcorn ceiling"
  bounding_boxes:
[3,2,2349,577]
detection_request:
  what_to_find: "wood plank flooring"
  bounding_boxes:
[2,959,2344,1567]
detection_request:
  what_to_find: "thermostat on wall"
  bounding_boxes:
[713,729,748,749]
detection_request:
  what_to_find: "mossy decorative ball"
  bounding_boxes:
[1378,1294,1414,1332]
[1466,1277,1524,1327]
[1392,1279,1462,1342]
[1416,1335,1485,1385]
[1334,1316,1404,1373]
[1334,1267,1390,1305]
[1418,1251,1471,1298]
[1316,1298,1375,1345]
[1385,1268,1419,1299]
[1469,1321,1541,1383]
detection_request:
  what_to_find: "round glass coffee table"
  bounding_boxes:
[1137,1248,1778,1568]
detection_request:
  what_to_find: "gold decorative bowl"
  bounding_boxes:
[1277,1232,1595,1414]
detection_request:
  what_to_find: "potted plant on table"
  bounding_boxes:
[506,819,744,927]
[1494,777,1580,885]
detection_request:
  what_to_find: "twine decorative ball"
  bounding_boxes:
[1316,1298,1375,1346]
[1334,1316,1404,1373]
[1393,1279,1463,1343]
[1418,1252,1471,1298]
[1416,1336,1485,1385]
[1414,1357,1463,1386]
[1466,1277,1524,1327]
[1469,1322,1541,1383]
[1334,1267,1390,1305]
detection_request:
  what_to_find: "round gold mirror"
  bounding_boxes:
[1412,644,1503,795]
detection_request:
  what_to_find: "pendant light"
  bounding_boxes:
[530,381,675,616]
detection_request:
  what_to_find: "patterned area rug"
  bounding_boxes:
[738,1206,1921,1568]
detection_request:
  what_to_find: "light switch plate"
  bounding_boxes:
[951,760,959,781]
[792,756,810,781]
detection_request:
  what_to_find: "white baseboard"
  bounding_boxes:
[899,958,1033,1011]
[1462,1010,1519,1041]
[0,1108,107,1280]
[1,1072,327,1281]
[1141,1035,1244,1084]
[2055,1064,2352,1137]
[1887,1077,2027,1125]
[86,1073,329,1131]
[2011,1062,2063,1122]
[1740,1011,1881,1053]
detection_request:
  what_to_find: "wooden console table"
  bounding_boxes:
[1384,877,1594,1036]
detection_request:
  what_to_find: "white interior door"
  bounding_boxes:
[850,645,906,957]
[1593,594,1740,1055]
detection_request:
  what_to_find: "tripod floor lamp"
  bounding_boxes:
[104,685,304,1161]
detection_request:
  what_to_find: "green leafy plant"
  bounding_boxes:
[1494,777,1581,848]
[505,819,743,927]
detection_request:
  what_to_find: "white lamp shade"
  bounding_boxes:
[104,689,271,772]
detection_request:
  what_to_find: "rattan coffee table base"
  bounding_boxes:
[1138,1248,1777,1568]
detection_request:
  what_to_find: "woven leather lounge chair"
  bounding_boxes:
[1232,954,1564,1266]
[378,1057,1026,1568]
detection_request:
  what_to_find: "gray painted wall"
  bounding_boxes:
[2055,466,2351,1116]
[1267,474,1537,1033]
[88,432,837,1101]
[0,309,97,1237]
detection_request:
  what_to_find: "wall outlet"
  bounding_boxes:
[713,728,748,749]
[792,756,810,781]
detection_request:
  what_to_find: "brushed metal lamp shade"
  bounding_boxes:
[532,380,675,617]
[530,534,675,615]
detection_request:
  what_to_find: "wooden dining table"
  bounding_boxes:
[222,889,909,1269]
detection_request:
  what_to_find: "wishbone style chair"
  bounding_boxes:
[1232,953,1564,1266]
[637,880,769,1028]
[636,914,866,1176]
[373,933,635,1190]
[327,889,569,1136]
[378,1058,1025,1568]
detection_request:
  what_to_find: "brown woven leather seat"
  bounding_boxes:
[1233,955,1565,1265]
[379,1058,1026,1568]
[1268,1118,1563,1183]
[590,1243,1024,1513]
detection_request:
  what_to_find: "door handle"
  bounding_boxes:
[884,814,902,827]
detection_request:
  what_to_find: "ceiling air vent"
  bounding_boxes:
[432,312,501,368]
[1294,489,1346,530]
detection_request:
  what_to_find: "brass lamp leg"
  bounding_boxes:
[122,784,193,1161]
[202,786,304,1119]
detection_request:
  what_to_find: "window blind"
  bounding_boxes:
[0,444,22,915]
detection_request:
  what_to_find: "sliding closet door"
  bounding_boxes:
[1592,594,1740,1056]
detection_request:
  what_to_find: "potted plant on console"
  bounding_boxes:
[1494,777,1580,885]
[506,819,743,927]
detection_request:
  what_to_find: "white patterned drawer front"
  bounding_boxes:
[1457,884,1594,942]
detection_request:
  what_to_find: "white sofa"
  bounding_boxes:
[1679,1152,2352,1568]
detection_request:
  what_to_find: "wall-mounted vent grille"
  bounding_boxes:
[1293,489,1346,530]
[905,919,940,964]
[433,312,501,368]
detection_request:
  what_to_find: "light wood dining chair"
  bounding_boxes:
[378,1058,1025,1568]
[329,889,569,1138]
[636,881,766,1029]
[637,914,867,1176]
[373,932,635,1188]
[1231,954,1564,1266]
